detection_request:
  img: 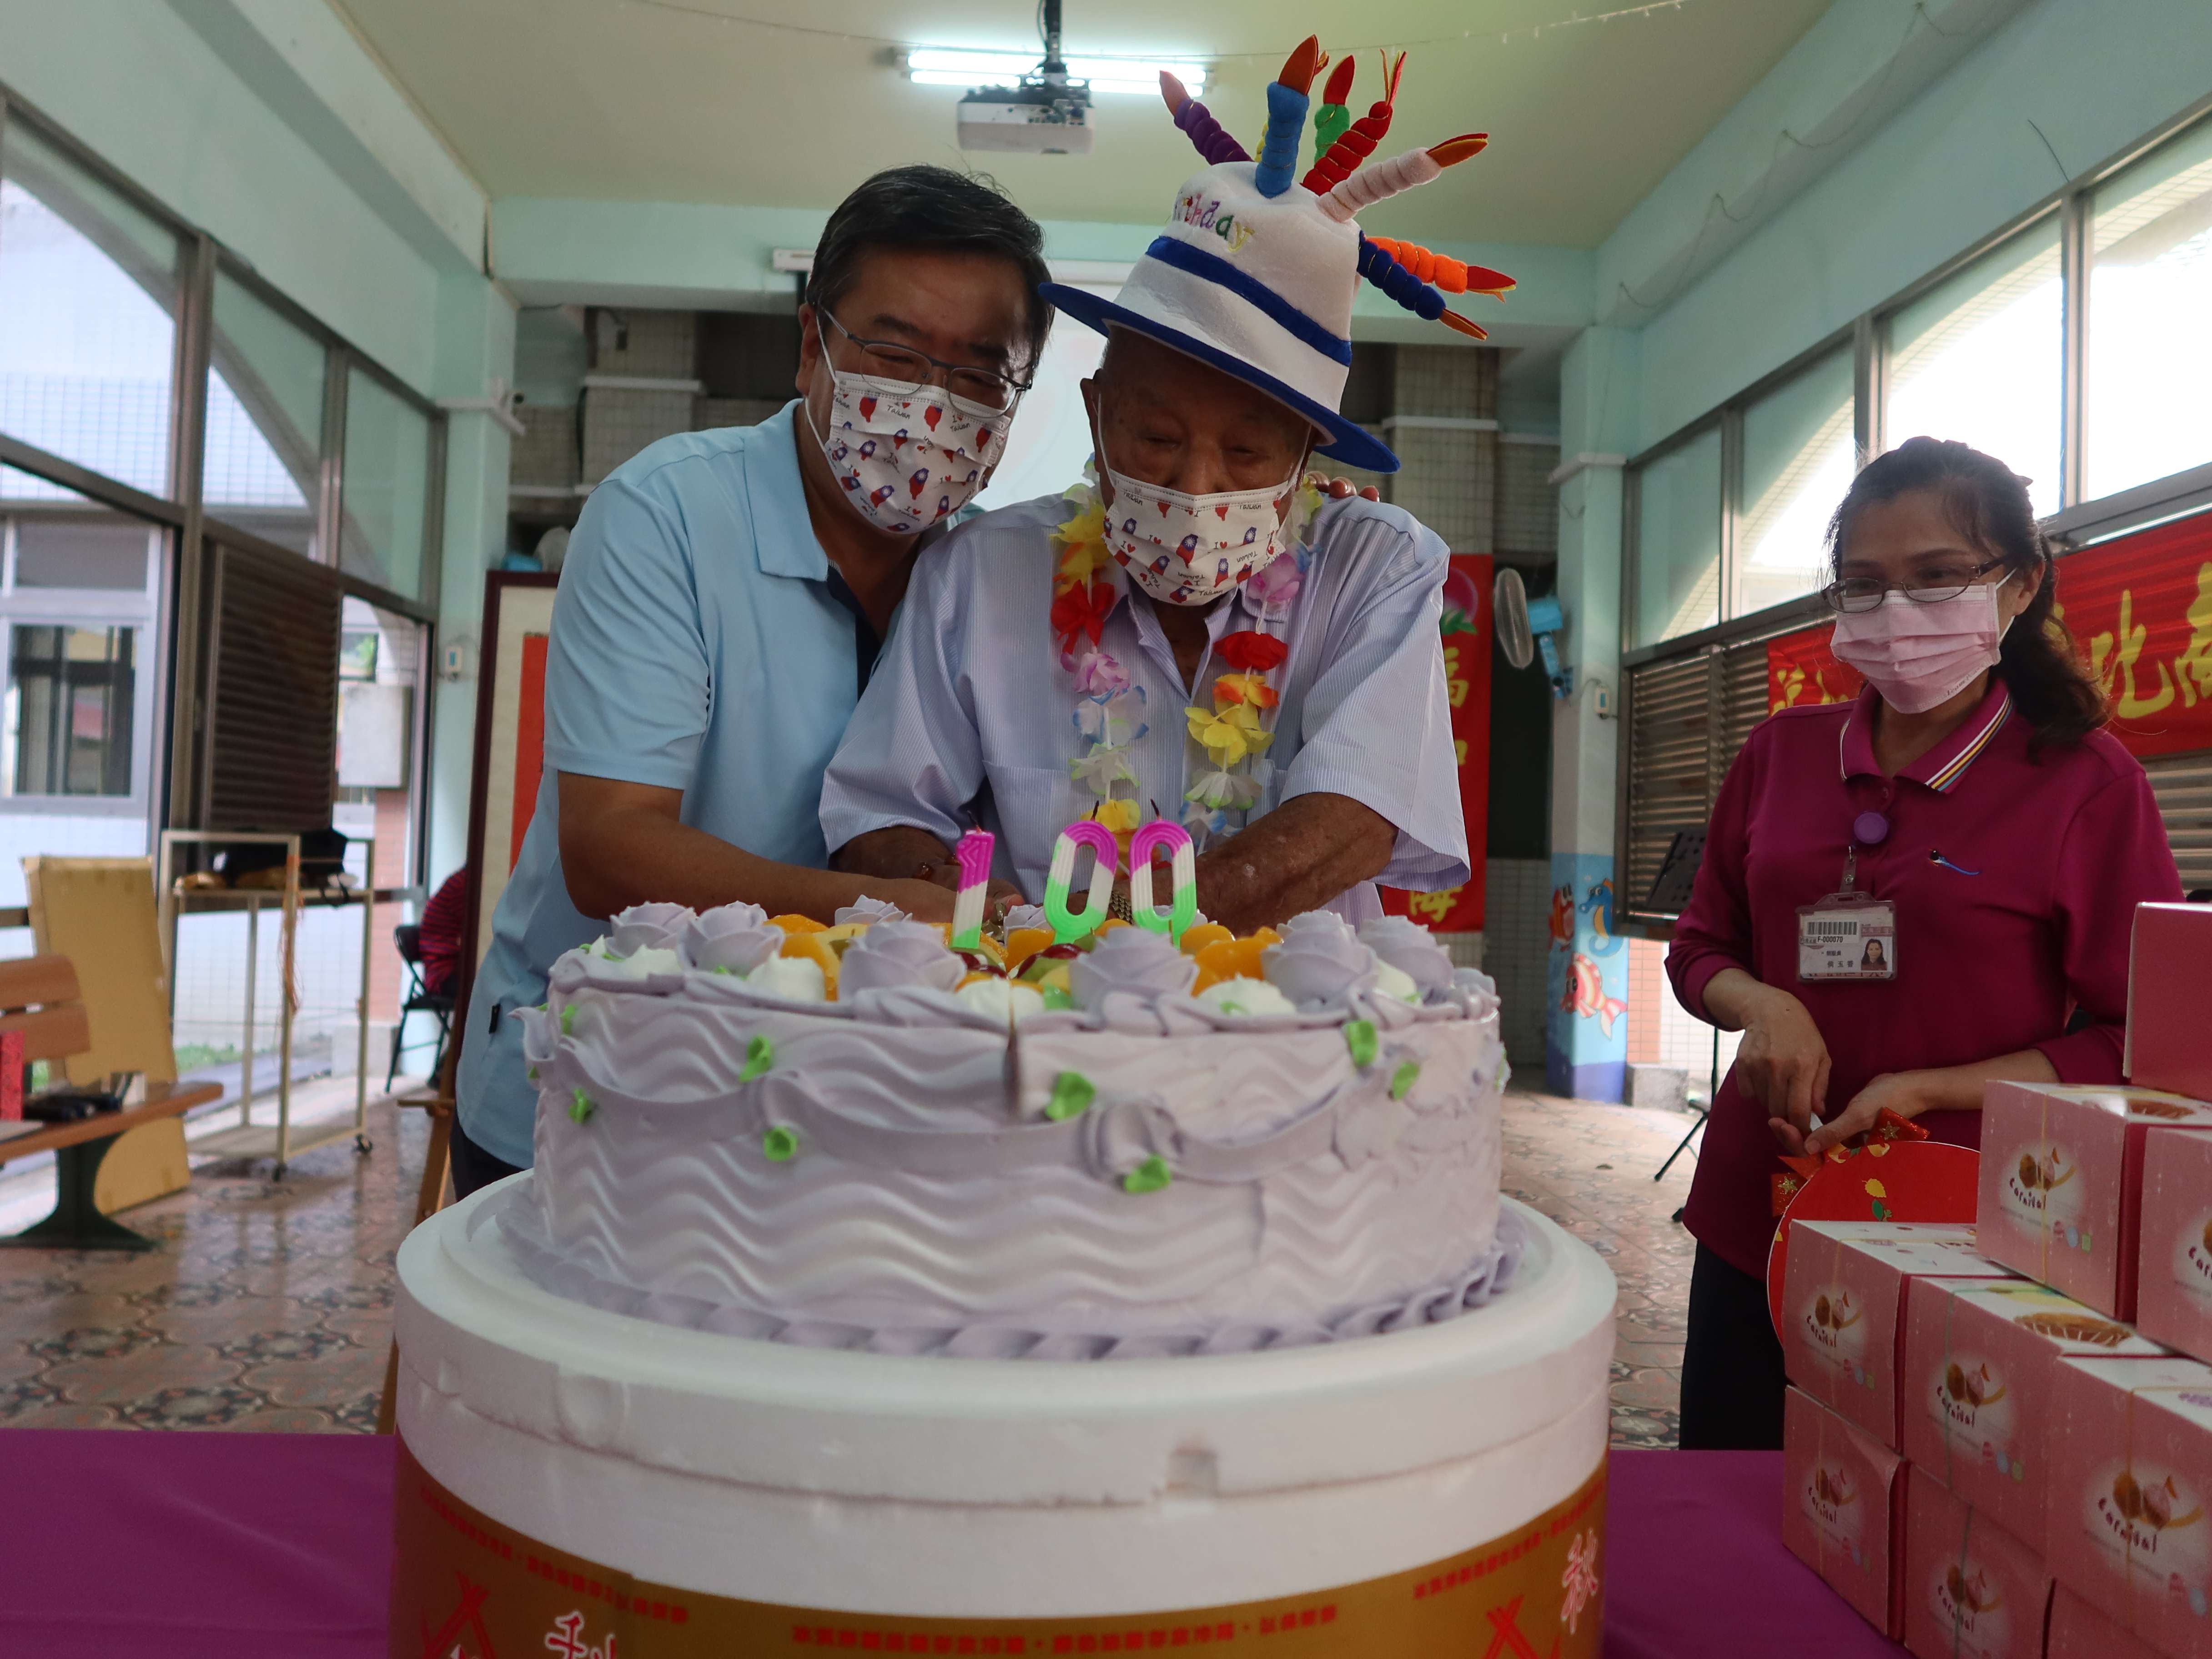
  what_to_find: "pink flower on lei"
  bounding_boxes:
[1070,649,1131,697]
[1244,556,1302,609]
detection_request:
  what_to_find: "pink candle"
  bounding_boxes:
[950,828,995,950]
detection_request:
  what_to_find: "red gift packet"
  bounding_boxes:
[0,1028,20,1120]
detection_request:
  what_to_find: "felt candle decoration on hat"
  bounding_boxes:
[1158,72,1250,166]
[1044,819,1120,944]
[1312,55,1357,165]
[1127,820,1199,945]
[950,828,995,951]
[1254,38,1322,199]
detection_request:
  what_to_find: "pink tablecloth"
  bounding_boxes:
[0,1435,1902,1657]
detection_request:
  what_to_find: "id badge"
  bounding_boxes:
[1797,893,1897,981]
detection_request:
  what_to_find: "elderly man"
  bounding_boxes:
[821,113,1475,930]
[452,166,1051,1195]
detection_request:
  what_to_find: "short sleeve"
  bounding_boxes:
[819,538,985,853]
[1666,725,1764,1021]
[2034,756,2184,1081]
[542,473,712,791]
[1279,513,1469,890]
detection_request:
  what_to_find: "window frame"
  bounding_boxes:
[0,78,447,881]
[1623,90,2212,676]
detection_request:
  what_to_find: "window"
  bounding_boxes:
[5,624,136,797]
[1631,427,1722,646]
[1737,348,1855,618]
[0,122,182,496]
[1884,218,2064,516]
[339,367,432,599]
[205,271,326,558]
[14,519,150,590]
[2086,121,2212,502]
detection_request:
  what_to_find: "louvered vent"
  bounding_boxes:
[201,539,340,832]
[2144,748,2212,894]
[1623,652,1717,915]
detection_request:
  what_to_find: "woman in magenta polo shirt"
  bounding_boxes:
[1666,438,2182,1449]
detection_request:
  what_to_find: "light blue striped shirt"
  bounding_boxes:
[819,492,1469,920]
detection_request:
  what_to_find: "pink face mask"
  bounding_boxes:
[1830,576,2013,714]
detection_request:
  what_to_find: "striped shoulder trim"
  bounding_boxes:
[1925,691,2014,793]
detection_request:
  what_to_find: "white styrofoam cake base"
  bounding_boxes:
[394,1182,1616,1618]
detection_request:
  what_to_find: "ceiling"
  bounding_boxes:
[334,0,1833,249]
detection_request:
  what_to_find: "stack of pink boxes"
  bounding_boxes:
[1780,902,2212,1659]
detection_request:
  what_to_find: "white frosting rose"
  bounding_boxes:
[953,976,1047,1026]
[744,954,828,1002]
[1372,961,1423,1004]
[1195,977,1297,1018]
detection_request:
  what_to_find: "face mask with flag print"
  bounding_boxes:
[1097,429,1302,607]
[807,360,1005,535]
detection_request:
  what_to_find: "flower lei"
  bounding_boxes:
[1050,476,1318,859]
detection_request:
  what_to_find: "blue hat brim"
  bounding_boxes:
[1040,282,1400,476]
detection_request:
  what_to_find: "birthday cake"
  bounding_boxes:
[495,900,1514,1357]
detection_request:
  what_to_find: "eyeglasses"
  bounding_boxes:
[818,309,1032,413]
[1821,557,2009,613]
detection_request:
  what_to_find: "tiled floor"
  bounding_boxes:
[1502,1091,1699,1449]
[0,1094,429,1432]
[0,1089,1701,1445]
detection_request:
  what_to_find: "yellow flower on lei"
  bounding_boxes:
[1212,670,1279,710]
[1052,493,1111,591]
[1186,701,1274,769]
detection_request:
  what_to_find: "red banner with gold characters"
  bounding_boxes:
[1765,509,2212,755]
[1382,553,1492,933]
[389,1441,1606,1657]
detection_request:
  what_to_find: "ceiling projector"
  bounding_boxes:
[957,82,1094,155]
[954,0,1094,155]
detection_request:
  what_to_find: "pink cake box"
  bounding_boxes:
[2141,1130,2212,1367]
[1977,1082,2212,1322]
[2049,1583,2168,1659]
[1904,1277,2171,1555]
[1782,1220,2016,1449]
[1902,1469,2053,1659]
[1785,1385,1908,1638]
[2127,904,2212,1103]
[2047,1354,2212,1659]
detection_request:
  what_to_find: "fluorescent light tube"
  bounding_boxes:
[906,49,1205,96]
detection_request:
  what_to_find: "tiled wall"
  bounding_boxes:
[1496,437,1561,561]
[1622,934,1743,1101]
[582,387,697,484]
[511,403,577,490]
[1483,856,1552,1070]
[588,309,696,380]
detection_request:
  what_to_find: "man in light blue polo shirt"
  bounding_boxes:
[452,167,1052,1194]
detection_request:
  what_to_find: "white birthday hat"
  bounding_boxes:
[1041,39,1513,477]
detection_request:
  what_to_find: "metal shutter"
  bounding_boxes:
[2144,749,2212,894]
[199,537,340,832]
[1624,628,1795,920]
[1623,652,1718,916]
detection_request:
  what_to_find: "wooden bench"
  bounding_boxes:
[0,956,221,1252]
